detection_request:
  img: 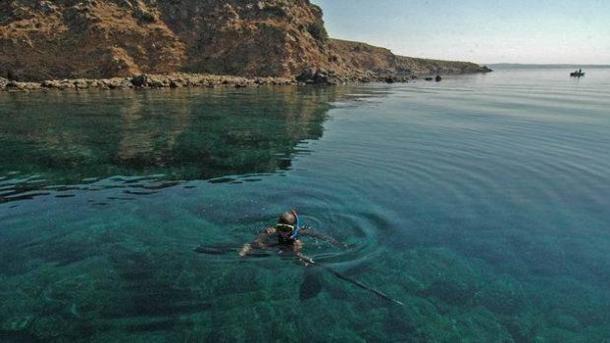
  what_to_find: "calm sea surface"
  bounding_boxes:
[1,68,609,342]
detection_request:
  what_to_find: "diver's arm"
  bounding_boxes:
[239,227,276,256]
[300,227,347,248]
[292,239,314,266]
[296,252,314,266]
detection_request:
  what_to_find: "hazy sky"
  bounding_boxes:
[313,0,610,64]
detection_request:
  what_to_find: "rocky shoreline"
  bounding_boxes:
[0,68,492,92]
[0,73,297,92]
[0,72,375,92]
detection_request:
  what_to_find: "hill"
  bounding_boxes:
[0,0,490,83]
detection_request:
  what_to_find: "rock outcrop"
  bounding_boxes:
[0,0,491,83]
[296,68,341,85]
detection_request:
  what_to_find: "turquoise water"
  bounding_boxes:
[1,68,610,342]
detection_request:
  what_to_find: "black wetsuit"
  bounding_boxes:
[277,234,296,246]
[274,223,297,246]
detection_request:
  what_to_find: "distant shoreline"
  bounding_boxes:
[488,64,610,69]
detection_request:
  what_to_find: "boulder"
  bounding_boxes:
[147,76,169,88]
[22,82,42,90]
[73,79,90,89]
[0,77,8,89]
[41,80,62,89]
[6,81,41,90]
[296,68,340,85]
[131,74,149,87]
[102,78,128,89]
[61,80,76,89]
[38,1,58,14]
[169,79,183,88]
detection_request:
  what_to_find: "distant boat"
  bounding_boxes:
[570,69,585,77]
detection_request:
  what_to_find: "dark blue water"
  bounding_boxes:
[1,68,609,342]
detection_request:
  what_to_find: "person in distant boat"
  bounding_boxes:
[239,209,345,265]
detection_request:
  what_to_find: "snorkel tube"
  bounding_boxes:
[290,209,301,240]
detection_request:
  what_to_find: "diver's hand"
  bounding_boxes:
[239,243,252,257]
[297,253,315,266]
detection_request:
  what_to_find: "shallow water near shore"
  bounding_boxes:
[1,68,610,342]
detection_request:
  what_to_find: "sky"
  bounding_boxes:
[312,0,610,64]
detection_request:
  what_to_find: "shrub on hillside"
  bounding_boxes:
[307,21,328,42]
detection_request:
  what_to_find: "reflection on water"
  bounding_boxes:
[0,87,347,203]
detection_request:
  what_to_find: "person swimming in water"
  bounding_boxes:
[239,209,344,265]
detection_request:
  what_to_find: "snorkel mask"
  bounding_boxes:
[277,223,294,238]
[276,209,302,239]
[290,209,302,240]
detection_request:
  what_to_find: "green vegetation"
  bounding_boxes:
[307,21,328,42]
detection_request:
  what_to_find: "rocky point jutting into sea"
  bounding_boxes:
[0,0,491,90]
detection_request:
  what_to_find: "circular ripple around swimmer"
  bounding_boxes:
[297,197,389,258]
[232,171,400,270]
[180,170,393,267]
[298,209,394,270]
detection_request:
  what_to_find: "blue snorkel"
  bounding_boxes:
[290,209,302,240]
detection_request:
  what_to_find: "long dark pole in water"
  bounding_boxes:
[194,245,404,306]
[299,255,404,306]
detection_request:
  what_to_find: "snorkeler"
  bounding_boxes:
[239,209,344,265]
[199,210,404,305]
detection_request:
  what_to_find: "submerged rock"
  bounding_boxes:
[31,316,71,340]
[1,316,33,332]
[300,268,323,300]
[474,278,528,315]
[419,280,476,306]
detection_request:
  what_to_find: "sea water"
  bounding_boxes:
[1,68,609,342]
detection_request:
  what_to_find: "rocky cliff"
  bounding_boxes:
[0,0,490,82]
[327,39,490,81]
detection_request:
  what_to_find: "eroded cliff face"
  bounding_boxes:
[0,0,332,80]
[159,0,332,77]
[0,0,489,82]
[328,39,490,80]
[1,0,186,80]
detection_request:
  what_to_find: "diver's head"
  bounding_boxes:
[278,211,297,226]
